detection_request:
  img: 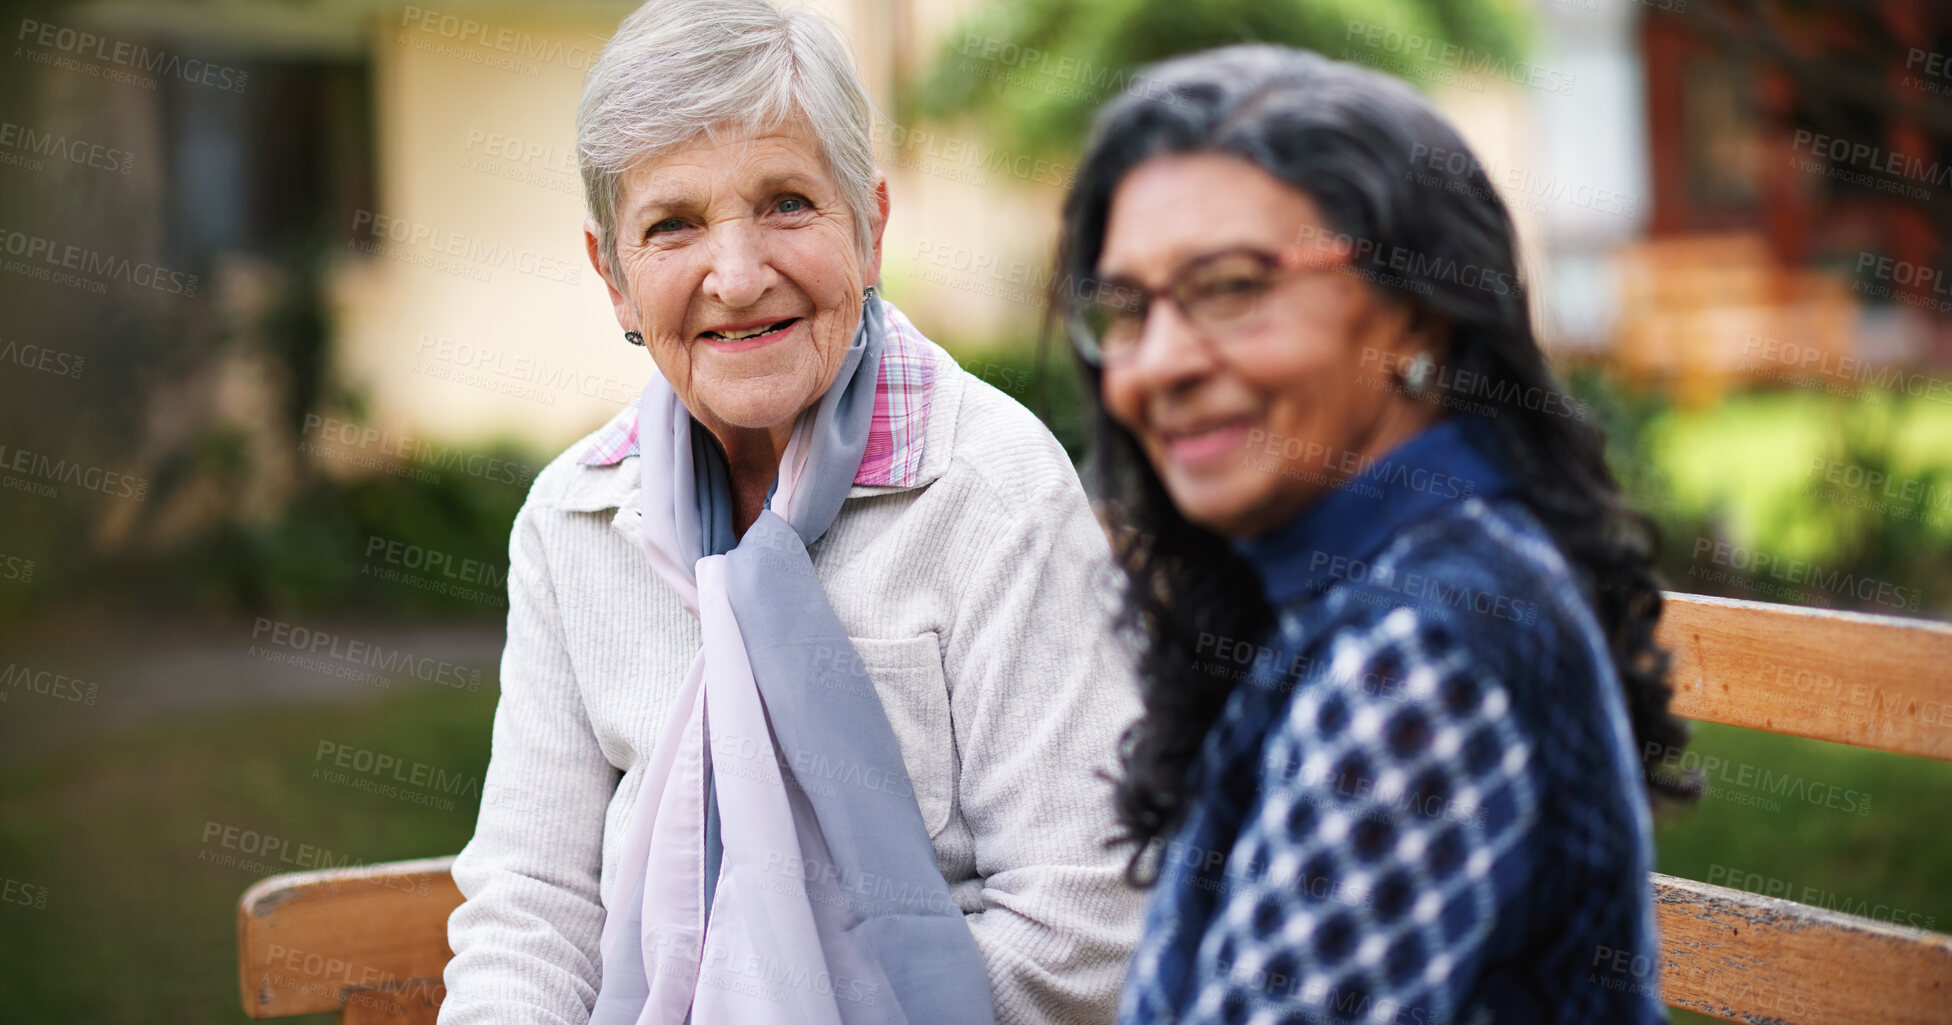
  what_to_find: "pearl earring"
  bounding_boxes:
[1399,352,1435,397]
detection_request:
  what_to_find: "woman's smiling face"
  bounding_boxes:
[594,119,886,438]
[1095,152,1439,537]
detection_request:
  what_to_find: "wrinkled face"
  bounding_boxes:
[1096,152,1435,537]
[591,119,886,437]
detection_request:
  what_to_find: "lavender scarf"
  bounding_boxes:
[589,297,993,1025]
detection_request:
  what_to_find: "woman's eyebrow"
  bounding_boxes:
[627,192,699,224]
[749,170,822,195]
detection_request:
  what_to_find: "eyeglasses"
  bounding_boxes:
[1068,246,1348,367]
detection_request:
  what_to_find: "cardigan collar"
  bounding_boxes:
[1233,416,1517,608]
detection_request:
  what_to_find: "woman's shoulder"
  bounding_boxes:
[520,404,643,515]
[1301,496,1604,703]
[891,329,1086,517]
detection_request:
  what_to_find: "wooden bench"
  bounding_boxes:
[236,592,1952,1024]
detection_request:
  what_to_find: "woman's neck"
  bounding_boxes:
[710,420,795,536]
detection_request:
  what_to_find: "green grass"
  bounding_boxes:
[0,682,498,1023]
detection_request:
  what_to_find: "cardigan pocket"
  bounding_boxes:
[848,632,955,839]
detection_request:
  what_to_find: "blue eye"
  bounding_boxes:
[777,196,810,213]
[649,217,686,235]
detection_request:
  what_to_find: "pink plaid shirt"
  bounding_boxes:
[577,299,936,487]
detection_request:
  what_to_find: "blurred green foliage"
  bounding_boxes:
[1570,373,1952,618]
[910,0,1531,158]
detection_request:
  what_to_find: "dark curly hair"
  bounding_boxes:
[1046,45,1694,883]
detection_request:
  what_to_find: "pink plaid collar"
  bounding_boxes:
[579,300,935,488]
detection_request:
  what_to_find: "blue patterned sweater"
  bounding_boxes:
[1118,418,1666,1025]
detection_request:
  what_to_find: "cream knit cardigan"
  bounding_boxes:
[439,336,1147,1025]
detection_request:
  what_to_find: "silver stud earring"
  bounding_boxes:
[1399,352,1435,397]
[624,330,644,346]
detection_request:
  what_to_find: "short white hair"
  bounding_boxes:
[578,0,879,279]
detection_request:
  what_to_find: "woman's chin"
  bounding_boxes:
[1164,473,1306,539]
[690,380,818,433]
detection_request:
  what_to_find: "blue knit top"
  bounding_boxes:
[1117,417,1666,1025]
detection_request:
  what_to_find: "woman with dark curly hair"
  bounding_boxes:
[1051,44,1693,1025]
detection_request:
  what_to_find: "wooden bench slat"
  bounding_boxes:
[1653,873,1952,1025]
[237,856,463,1020]
[1657,592,1952,760]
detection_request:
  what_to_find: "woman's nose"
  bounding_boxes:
[1128,299,1215,385]
[700,222,773,309]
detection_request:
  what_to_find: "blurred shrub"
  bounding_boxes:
[1570,370,1952,618]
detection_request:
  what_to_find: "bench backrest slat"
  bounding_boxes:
[237,856,462,1020]
[1654,873,1952,1025]
[1657,592,1952,761]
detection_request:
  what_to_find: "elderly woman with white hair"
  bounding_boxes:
[437,1,1144,1024]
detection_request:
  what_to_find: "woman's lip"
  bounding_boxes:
[698,318,801,353]
[1158,418,1255,465]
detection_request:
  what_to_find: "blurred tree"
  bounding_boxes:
[908,0,1531,159]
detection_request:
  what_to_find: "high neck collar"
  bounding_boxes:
[1232,417,1517,608]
